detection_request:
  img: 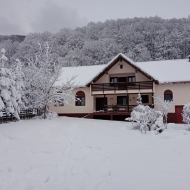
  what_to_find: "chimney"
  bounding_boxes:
[189,55,190,62]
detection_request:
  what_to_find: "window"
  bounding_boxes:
[127,76,136,83]
[164,90,173,101]
[117,96,128,105]
[110,77,118,83]
[141,95,149,103]
[76,91,85,106]
[110,77,127,83]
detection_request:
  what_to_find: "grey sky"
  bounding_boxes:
[0,0,190,35]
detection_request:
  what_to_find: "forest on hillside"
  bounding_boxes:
[1,16,190,67]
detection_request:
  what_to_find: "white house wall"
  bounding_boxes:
[154,83,190,113]
[49,87,93,114]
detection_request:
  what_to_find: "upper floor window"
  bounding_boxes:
[110,76,136,83]
[110,77,127,83]
[164,90,173,101]
[76,91,85,106]
[128,76,136,83]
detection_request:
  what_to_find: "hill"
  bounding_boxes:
[1,17,190,66]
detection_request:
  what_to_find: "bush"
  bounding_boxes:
[126,104,163,133]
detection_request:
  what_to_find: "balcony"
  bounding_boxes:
[91,81,153,95]
[103,104,153,113]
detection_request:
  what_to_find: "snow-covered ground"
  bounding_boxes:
[0,117,190,190]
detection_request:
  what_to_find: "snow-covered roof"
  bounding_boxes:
[56,53,190,87]
[135,59,189,83]
[55,64,107,87]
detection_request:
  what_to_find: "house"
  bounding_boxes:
[49,53,190,123]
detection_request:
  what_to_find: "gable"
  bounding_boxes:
[88,54,154,85]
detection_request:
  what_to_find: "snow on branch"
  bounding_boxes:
[153,96,172,129]
[24,42,76,118]
[182,102,190,130]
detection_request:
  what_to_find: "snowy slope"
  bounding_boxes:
[0,117,190,190]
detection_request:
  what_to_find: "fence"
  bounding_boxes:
[0,108,39,124]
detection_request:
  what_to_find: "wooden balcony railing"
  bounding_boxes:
[91,81,153,93]
[104,104,153,113]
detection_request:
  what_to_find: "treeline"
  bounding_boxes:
[1,16,190,66]
[0,35,25,43]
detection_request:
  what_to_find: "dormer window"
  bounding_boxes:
[120,64,123,69]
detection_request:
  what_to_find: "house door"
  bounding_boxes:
[175,106,183,123]
[96,97,107,111]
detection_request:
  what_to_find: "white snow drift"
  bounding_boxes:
[0,117,190,190]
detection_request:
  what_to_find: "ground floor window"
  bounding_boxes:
[164,90,173,101]
[141,95,149,103]
[76,91,85,106]
[117,96,128,105]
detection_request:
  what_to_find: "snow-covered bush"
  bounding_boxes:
[154,96,172,129]
[154,115,164,134]
[126,104,163,134]
[182,102,190,130]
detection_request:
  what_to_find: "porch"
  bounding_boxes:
[94,93,153,112]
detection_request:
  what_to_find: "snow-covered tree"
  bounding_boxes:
[126,104,162,133]
[182,102,190,128]
[0,48,8,67]
[0,49,24,119]
[154,96,172,129]
[24,43,75,118]
[12,59,26,107]
[137,93,142,105]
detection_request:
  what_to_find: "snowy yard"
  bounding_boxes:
[0,117,190,190]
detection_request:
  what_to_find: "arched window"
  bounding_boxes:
[164,90,173,101]
[76,91,85,106]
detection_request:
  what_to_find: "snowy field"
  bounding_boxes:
[0,117,190,190]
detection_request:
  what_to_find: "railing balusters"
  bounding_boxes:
[91,81,153,93]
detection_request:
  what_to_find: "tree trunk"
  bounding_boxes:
[43,105,47,119]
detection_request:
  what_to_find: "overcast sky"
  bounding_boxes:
[1,0,190,35]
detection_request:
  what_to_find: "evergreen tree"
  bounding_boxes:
[0,49,24,119]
